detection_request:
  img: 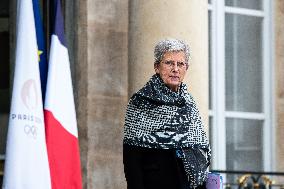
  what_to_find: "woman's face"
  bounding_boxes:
[155,51,188,92]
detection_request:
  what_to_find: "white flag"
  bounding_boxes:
[3,0,51,188]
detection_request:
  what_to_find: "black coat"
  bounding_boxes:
[123,144,206,189]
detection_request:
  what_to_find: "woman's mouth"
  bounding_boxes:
[170,76,180,81]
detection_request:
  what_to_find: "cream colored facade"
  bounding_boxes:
[73,0,208,188]
[72,0,284,188]
[1,0,284,188]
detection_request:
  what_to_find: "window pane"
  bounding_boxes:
[225,0,263,10]
[208,0,212,4]
[226,118,263,182]
[208,11,212,110]
[225,14,263,112]
[209,116,213,169]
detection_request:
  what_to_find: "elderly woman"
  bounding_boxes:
[123,39,210,189]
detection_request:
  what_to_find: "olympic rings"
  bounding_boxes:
[24,125,37,139]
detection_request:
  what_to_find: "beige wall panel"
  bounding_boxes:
[87,96,127,188]
[129,0,209,129]
[89,155,125,189]
[87,22,128,97]
[85,0,128,188]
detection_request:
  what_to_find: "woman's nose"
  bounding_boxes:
[172,64,179,71]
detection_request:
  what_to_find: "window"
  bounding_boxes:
[208,0,273,182]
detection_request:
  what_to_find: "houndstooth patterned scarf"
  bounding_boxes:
[123,74,211,187]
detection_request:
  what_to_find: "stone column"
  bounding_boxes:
[129,0,209,128]
[84,0,128,188]
[71,0,88,188]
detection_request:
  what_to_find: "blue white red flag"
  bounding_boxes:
[3,0,51,188]
[44,0,82,188]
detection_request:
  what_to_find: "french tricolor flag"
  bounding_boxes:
[44,0,82,188]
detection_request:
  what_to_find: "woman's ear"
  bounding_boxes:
[154,63,160,74]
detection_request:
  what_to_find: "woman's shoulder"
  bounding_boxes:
[184,91,196,103]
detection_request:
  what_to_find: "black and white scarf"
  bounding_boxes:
[123,74,211,187]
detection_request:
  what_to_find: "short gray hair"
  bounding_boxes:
[154,38,190,64]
